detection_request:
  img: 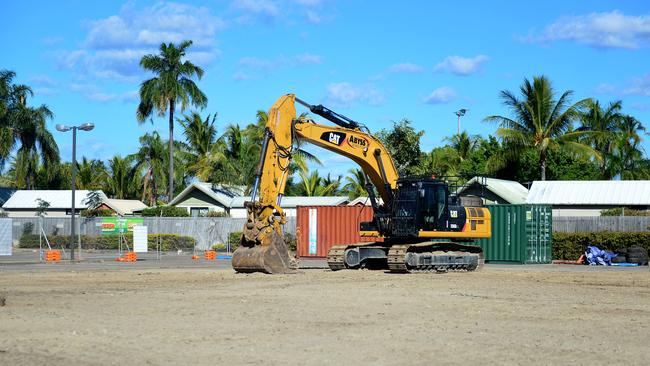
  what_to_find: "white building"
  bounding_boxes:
[526,180,650,216]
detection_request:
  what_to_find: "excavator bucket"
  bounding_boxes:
[231,230,296,274]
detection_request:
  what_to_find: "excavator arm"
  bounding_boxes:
[232,94,399,273]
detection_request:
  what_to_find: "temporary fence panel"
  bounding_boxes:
[133,225,148,252]
[0,218,11,255]
[296,206,380,258]
[475,204,552,264]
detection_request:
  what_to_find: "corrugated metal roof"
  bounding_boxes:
[457,177,529,204]
[2,190,104,209]
[526,180,650,205]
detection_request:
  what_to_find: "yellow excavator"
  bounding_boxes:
[231,94,491,274]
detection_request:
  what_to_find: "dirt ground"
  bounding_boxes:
[1,265,649,365]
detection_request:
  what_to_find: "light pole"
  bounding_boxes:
[56,122,94,260]
[454,108,468,136]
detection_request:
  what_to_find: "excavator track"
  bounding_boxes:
[326,245,348,271]
[326,241,484,273]
[388,242,484,273]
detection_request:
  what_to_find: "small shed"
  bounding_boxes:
[526,180,650,217]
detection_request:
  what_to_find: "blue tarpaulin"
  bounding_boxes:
[585,246,617,266]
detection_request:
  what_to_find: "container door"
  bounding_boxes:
[525,205,553,264]
[524,206,534,263]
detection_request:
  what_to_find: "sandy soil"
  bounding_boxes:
[1,266,649,365]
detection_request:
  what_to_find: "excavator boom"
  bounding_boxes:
[232,94,398,273]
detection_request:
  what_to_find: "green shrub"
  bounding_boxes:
[81,208,115,217]
[228,231,242,252]
[600,208,650,216]
[141,206,189,217]
[19,233,195,250]
[553,232,650,260]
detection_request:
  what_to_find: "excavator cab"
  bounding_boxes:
[391,178,450,236]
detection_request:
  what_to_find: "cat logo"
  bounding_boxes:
[348,135,368,149]
[320,131,346,146]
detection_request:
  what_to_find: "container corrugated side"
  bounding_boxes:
[476,205,524,262]
[476,204,552,264]
[296,206,378,258]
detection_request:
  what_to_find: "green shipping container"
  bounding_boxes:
[475,204,552,264]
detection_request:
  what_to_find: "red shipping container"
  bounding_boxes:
[296,205,382,258]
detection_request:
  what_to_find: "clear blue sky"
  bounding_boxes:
[2,0,650,178]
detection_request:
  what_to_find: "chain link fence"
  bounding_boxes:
[11,216,297,250]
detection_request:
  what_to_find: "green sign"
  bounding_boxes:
[101,217,144,234]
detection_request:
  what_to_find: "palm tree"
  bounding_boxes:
[131,132,167,205]
[179,112,229,181]
[4,91,59,189]
[221,124,256,186]
[616,115,647,179]
[107,155,134,199]
[75,157,108,190]
[444,131,480,162]
[579,100,623,179]
[294,170,338,196]
[136,40,208,200]
[343,168,368,199]
[484,75,594,180]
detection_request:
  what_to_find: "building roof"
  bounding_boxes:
[229,196,349,208]
[103,199,148,216]
[2,190,102,209]
[526,180,650,205]
[457,177,529,204]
